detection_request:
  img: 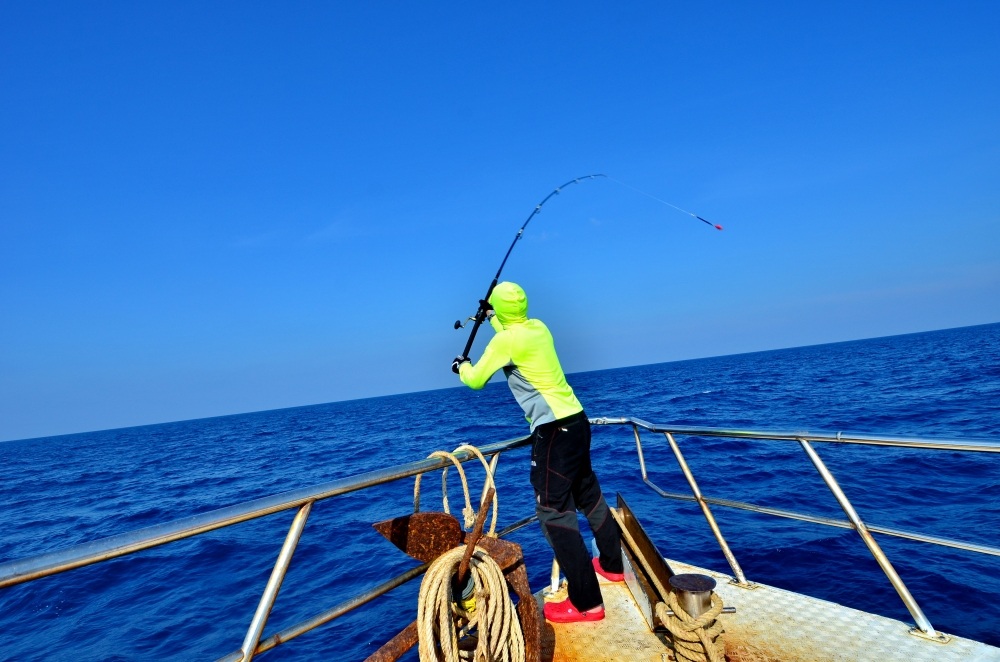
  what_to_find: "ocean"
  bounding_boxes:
[1,323,998,660]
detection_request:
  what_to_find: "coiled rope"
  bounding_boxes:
[417,545,524,662]
[413,445,520,661]
[655,594,725,662]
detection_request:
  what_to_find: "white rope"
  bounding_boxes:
[655,594,725,662]
[452,444,500,536]
[417,546,524,662]
[413,446,500,533]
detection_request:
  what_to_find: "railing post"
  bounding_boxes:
[797,439,946,641]
[239,501,314,661]
[663,433,751,586]
[632,425,650,480]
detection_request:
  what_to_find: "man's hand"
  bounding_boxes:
[451,355,470,374]
[478,299,493,318]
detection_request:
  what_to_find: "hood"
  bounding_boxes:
[488,281,528,326]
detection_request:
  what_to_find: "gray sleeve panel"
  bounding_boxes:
[504,366,556,430]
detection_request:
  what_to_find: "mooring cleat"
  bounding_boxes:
[544,598,605,623]
[592,557,625,583]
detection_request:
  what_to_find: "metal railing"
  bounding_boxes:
[0,434,533,661]
[2,420,997,656]
[592,417,1000,643]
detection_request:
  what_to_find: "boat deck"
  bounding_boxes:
[537,559,1000,662]
[537,575,671,662]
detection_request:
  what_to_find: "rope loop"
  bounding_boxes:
[413,445,500,534]
[656,593,725,662]
[452,444,500,536]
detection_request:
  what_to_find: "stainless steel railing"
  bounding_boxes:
[2,420,997,656]
[591,417,1000,643]
[0,434,533,661]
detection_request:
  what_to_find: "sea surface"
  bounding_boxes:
[1,323,998,660]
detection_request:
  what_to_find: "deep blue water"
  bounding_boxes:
[1,323,998,660]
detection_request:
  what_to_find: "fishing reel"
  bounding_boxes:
[454,300,493,330]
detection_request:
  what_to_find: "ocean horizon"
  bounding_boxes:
[5,321,997,445]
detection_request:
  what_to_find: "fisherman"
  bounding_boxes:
[452,281,624,623]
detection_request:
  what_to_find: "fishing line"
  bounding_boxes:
[606,176,723,231]
[452,174,721,367]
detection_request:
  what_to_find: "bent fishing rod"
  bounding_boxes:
[452,174,722,369]
[451,174,604,366]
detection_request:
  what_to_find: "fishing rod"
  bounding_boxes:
[452,174,722,370]
[451,174,604,369]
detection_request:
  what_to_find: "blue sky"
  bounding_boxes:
[2,2,998,442]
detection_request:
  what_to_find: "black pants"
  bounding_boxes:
[530,410,623,611]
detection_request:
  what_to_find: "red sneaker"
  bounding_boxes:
[543,598,605,623]
[592,557,625,583]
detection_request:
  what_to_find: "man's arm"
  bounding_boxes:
[458,332,512,390]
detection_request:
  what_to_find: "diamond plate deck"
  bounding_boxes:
[538,559,1000,661]
[537,576,672,662]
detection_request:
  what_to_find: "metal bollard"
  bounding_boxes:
[669,574,717,618]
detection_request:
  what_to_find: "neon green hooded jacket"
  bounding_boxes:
[458,282,583,430]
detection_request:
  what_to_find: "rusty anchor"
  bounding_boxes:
[366,488,540,662]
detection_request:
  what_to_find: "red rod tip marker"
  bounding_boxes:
[715,224,723,231]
